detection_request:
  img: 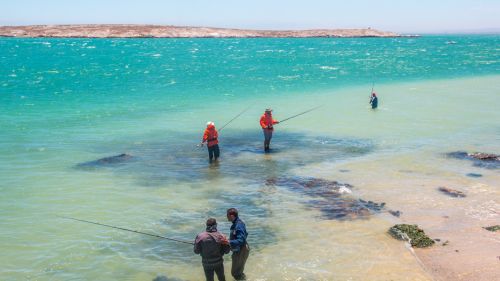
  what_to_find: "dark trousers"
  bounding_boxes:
[262,129,273,151]
[231,244,250,280]
[203,263,226,281]
[208,144,220,161]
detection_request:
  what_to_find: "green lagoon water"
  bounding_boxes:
[0,36,499,280]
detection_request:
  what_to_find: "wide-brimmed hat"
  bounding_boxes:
[265,108,273,112]
[206,121,215,127]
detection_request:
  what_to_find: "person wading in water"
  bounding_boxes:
[201,121,220,162]
[259,108,279,152]
[226,208,249,280]
[194,218,231,281]
[369,92,378,109]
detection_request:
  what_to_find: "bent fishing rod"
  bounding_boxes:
[58,215,194,245]
[277,105,322,124]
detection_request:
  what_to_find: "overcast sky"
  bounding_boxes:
[1,0,499,33]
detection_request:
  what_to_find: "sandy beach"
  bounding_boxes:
[326,154,499,281]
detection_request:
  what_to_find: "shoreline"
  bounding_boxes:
[314,151,499,281]
[0,24,405,38]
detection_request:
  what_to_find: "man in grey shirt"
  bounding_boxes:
[194,218,231,281]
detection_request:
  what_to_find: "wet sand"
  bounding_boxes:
[300,151,500,281]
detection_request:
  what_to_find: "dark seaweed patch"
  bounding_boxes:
[445,151,500,170]
[389,224,435,248]
[483,225,500,232]
[76,153,134,169]
[265,176,386,220]
[466,173,482,178]
[77,130,374,186]
[388,210,402,217]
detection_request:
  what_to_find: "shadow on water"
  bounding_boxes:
[75,153,136,169]
[75,130,375,186]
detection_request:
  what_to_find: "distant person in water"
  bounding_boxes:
[227,208,249,280]
[194,218,231,281]
[259,108,279,152]
[201,121,220,162]
[369,92,378,109]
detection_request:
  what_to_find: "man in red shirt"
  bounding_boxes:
[201,121,220,162]
[259,109,279,152]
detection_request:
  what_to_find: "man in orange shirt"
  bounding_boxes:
[259,108,279,152]
[201,121,220,162]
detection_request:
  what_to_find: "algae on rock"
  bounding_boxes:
[389,224,435,248]
[483,225,500,232]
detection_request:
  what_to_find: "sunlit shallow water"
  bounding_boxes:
[0,36,499,280]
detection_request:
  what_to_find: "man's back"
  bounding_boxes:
[194,231,230,267]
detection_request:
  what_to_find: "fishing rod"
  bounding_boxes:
[197,104,253,147]
[218,104,253,132]
[370,82,375,98]
[58,215,194,245]
[277,105,322,124]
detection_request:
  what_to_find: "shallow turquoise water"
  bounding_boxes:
[0,36,499,280]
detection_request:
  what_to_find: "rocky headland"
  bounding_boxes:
[0,24,401,38]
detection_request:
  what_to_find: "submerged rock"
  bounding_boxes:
[388,210,402,217]
[152,276,186,281]
[466,173,482,178]
[468,152,499,161]
[438,187,466,198]
[388,224,435,248]
[483,225,500,232]
[266,177,353,190]
[265,176,386,220]
[77,153,133,168]
[446,151,500,169]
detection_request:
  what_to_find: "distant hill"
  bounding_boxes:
[0,24,401,38]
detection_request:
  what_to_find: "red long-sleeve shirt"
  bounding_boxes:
[202,126,219,147]
[260,113,278,130]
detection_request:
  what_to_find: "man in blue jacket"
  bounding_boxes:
[226,208,249,280]
[369,92,378,109]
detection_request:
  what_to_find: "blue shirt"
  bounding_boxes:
[370,96,378,109]
[229,217,248,252]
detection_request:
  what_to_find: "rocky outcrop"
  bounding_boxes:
[446,151,500,169]
[483,225,500,232]
[467,152,499,161]
[438,187,466,198]
[0,24,401,38]
[389,224,435,248]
